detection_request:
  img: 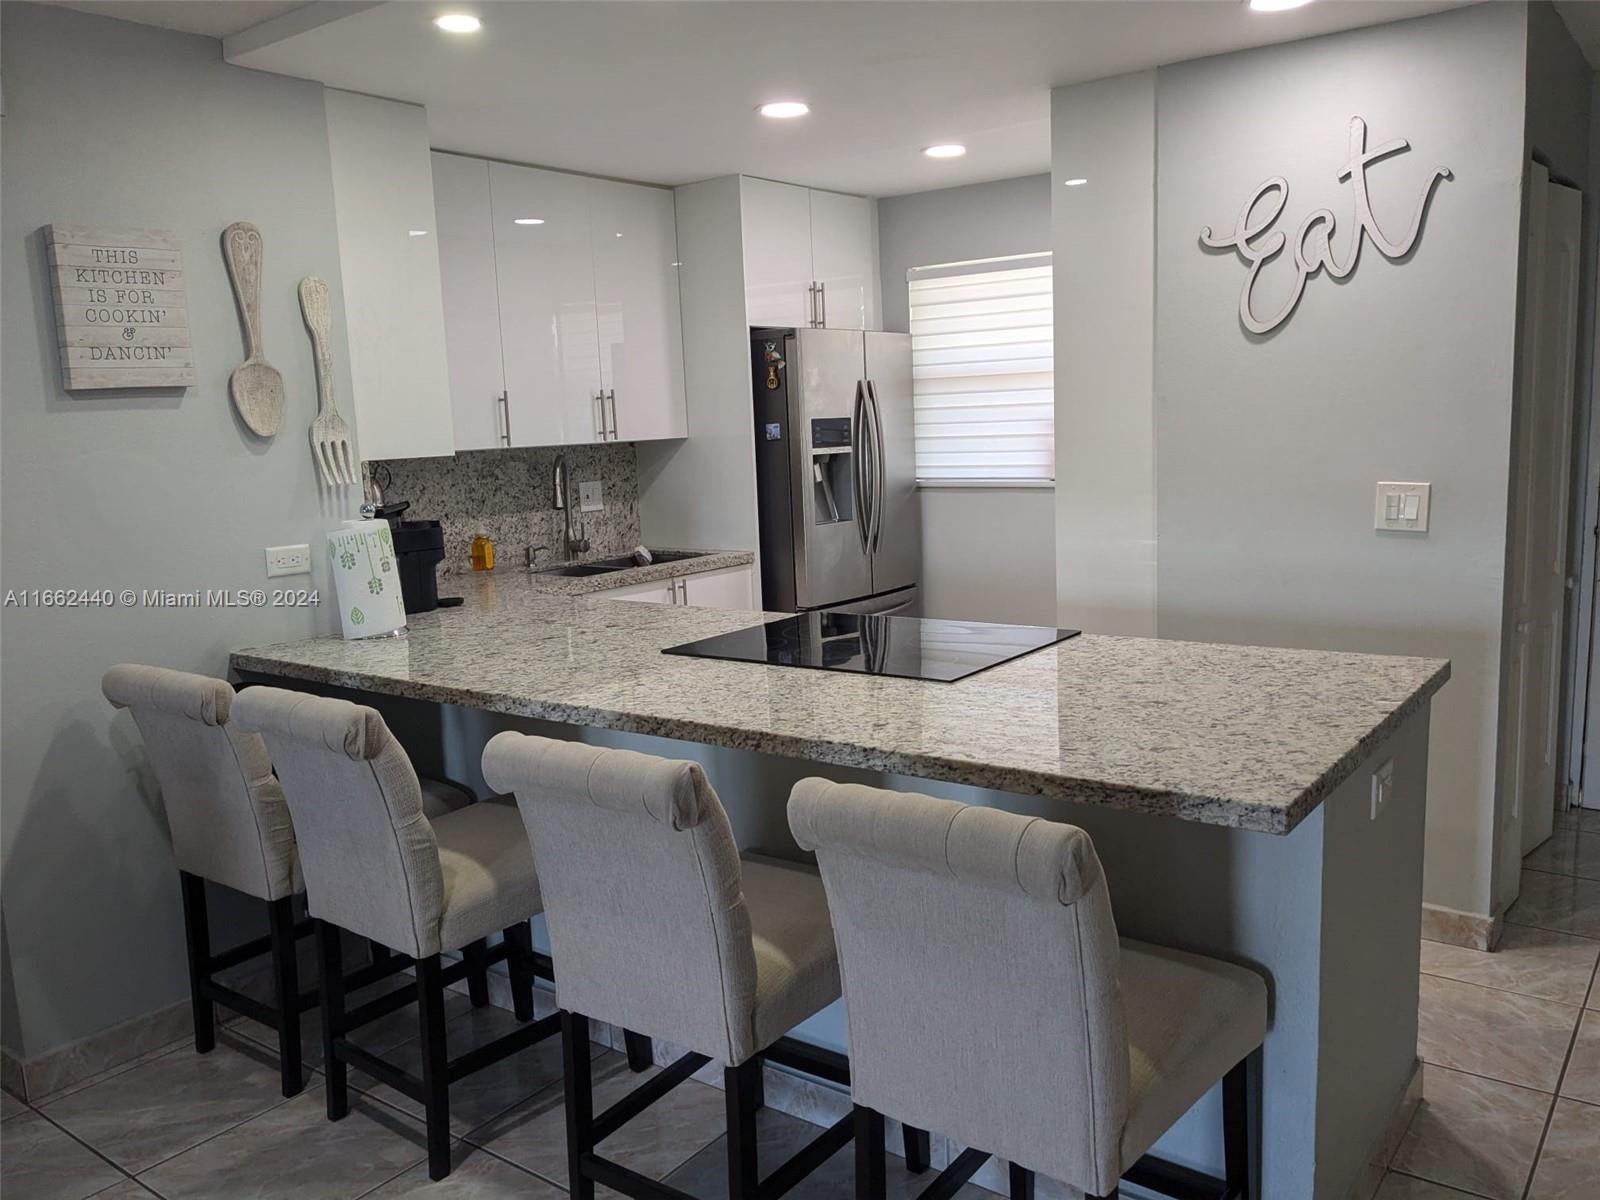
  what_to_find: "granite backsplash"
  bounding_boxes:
[372,443,640,577]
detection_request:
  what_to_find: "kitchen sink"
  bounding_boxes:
[536,550,711,577]
[536,563,624,578]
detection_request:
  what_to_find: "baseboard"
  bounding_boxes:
[1,1045,24,1098]
[12,997,194,1103]
[1421,903,1503,951]
[1348,1058,1423,1200]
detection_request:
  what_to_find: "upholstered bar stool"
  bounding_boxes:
[483,732,889,1200]
[101,664,472,1097]
[233,686,556,1181]
[788,779,1268,1200]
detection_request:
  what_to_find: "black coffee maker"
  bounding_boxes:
[363,501,460,614]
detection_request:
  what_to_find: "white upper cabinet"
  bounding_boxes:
[430,154,689,449]
[808,189,878,332]
[739,177,878,331]
[741,177,816,329]
[489,162,596,449]
[324,90,455,460]
[431,152,507,452]
[589,178,687,442]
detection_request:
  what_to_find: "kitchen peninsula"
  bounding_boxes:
[232,572,1448,1200]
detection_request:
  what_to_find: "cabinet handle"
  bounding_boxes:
[818,281,826,327]
[593,392,606,442]
[607,390,619,440]
[498,391,511,447]
[806,282,817,328]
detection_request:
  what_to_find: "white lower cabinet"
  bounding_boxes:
[602,565,753,610]
[607,579,676,604]
[683,565,754,609]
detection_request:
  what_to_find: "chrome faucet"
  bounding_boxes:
[552,454,590,560]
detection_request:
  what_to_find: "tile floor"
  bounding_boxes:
[5,808,1599,1200]
[1385,806,1600,1200]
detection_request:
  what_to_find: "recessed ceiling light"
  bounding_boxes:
[434,13,481,33]
[408,229,429,236]
[513,217,545,225]
[1247,0,1314,11]
[923,144,967,159]
[758,101,810,120]
[1062,178,1088,187]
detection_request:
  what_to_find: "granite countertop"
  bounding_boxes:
[231,572,1449,835]
[518,548,754,596]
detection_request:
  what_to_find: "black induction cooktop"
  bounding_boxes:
[662,612,1080,683]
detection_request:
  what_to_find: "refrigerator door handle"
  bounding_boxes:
[852,380,870,556]
[867,379,887,553]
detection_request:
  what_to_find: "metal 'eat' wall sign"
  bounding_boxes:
[1200,118,1452,335]
[47,223,196,390]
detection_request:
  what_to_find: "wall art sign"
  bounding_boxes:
[1200,117,1453,335]
[46,224,196,389]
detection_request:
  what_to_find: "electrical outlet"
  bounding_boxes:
[265,544,311,577]
[1371,758,1394,821]
[579,481,604,513]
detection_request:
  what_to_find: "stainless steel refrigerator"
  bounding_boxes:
[751,327,920,615]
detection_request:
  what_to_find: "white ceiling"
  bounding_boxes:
[45,0,309,39]
[77,0,1484,198]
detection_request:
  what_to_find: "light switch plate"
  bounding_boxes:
[579,481,604,513]
[1375,482,1431,532]
[265,544,311,577]
[1371,759,1394,820]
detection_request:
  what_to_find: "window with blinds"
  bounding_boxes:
[907,254,1054,485]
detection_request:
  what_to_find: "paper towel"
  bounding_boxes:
[326,520,407,639]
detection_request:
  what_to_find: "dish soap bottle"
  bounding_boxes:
[470,533,495,572]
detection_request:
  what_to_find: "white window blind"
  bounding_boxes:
[908,254,1054,484]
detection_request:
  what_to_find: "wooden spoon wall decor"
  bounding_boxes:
[220,221,285,438]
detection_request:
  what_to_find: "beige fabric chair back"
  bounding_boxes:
[481,732,760,1065]
[102,664,297,901]
[788,779,1129,1196]
[232,686,445,958]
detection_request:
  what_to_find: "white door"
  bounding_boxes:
[489,162,598,447]
[809,189,877,331]
[432,153,507,451]
[589,178,688,442]
[1510,164,1584,857]
[741,177,814,328]
[682,565,754,610]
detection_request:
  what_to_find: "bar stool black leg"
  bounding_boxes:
[854,1105,886,1200]
[623,1029,654,1073]
[315,920,349,1121]
[725,1058,762,1200]
[369,941,392,967]
[502,923,534,1021]
[463,938,490,1008]
[266,896,302,1097]
[562,1011,596,1200]
[1009,1162,1035,1200]
[178,872,215,1054]
[1223,1057,1250,1200]
[417,955,452,1180]
[903,1125,931,1174]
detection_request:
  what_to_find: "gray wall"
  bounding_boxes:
[1,3,356,1058]
[1152,2,1528,918]
[876,175,1057,626]
[1053,72,1158,638]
